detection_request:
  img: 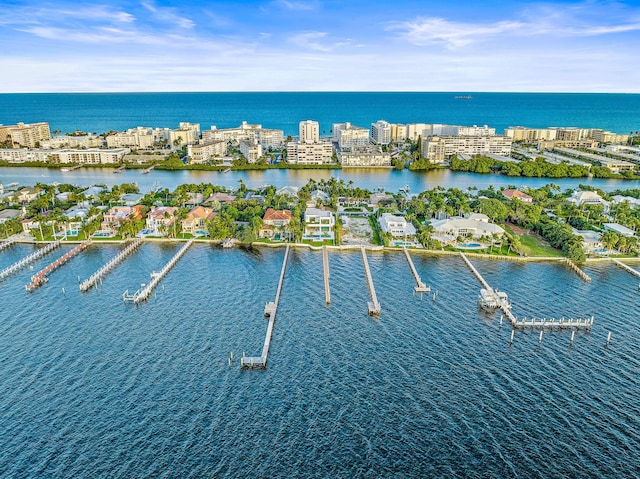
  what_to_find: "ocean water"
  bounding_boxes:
[1,92,639,136]
[0,243,638,477]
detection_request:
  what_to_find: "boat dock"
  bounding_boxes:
[564,258,591,282]
[61,164,82,172]
[461,252,593,331]
[242,245,290,369]
[0,238,16,252]
[26,240,91,291]
[611,259,640,279]
[113,165,126,173]
[122,239,193,304]
[80,238,143,292]
[509,315,594,330]
[142,165,155,174]
[0,240,62,281]
[322,246,331,304]
[361,246,380,315]
[404,248,430,294]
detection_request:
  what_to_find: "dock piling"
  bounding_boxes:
[26,240,90,291]
[322,246,331,305]
[361,246,380,316]
[80,238,143,292]
[404,247,430,295]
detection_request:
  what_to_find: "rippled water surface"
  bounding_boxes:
[0,244,639,478]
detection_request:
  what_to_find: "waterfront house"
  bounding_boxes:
[378,213,417,240]
[368,192,395,209]
[303,207,335,241]
[145,206,178,236]
[603,223,636,238]
[259,208,293,239]
[0,209,22,223]
[15,187,40,204]
[181,206,216,234]
[120,193,144,206]
[275,186,299,198]
[573,228,602,253]
[611,195,640,209]
[430,214,504,242]
[204,192,236,206]
[568,190,610,211]
[101,205,145,233]
[502,189,533,204]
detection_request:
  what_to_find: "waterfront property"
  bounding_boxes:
[181,206,216,235]
[378,213,417,245]
[145,206,178,236]
[430,214,505,243]
[303,207,335,242]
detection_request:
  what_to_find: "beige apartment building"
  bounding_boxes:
[0,122,51,148]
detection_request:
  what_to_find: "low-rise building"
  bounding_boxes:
[0,148,129,164]
[0,122,51,148]
[187,140,226,164]
[286,141,334,164]
[422,135,513,164]
[202,121,284,149]
[603,223,636,238]
[339,146,392,167]
[303,207,335,241]
[259,208,293,239]
[101,205,145,232]
[332,122,371,149]
[0,209,22,223]
[239,140,263,163]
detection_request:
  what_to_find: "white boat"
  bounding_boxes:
[478,288,499,311]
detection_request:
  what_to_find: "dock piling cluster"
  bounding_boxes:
[26,240,91,291]
[122,239,193,304]
[80,238,143,291]
[564,258,591,282]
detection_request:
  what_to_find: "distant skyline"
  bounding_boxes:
[1,0,640,93]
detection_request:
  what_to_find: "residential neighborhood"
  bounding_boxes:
[1,178,639,263]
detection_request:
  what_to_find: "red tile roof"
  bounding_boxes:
[263,208,292,222]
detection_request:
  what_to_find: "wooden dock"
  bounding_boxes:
[0,237,16,252]
[461,253,594,331]
[404,247,430,294]
[122,239,193,304]
[0,240,62,282]
[113,165,126,173]
[142,165,155,174]
[322,246,331,304]
[26,240,91,291]
[242,244,290,369]
[564,258,591,282]
[611,258,640,279]
[459,252,491,290]
[361,246,381,316]
[80,238,143,292]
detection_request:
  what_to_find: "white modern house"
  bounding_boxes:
[303,207,335,241]
[378,213,416,243]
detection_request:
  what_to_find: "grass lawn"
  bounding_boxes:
[503,224,563,257]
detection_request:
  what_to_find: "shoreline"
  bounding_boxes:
[10,236,640,263]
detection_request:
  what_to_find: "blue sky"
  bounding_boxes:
[1,0,639,92]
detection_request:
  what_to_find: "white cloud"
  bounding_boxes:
[272,0,318,11]
[141,1,195,29]
[289,31,351,52]
[389,2,640,48]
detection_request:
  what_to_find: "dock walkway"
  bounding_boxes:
[404,247,430,293]
[0,238,16,252]
[612,258,640,279]
[322,246,331,304]
[26,240,91,291]
[460,252,593,331]
[564,258,591,282]
[361,246,380,315]
[122,239,193,304]
[242,244,290,369]
[0,240,62,281]
[80,238,143,292]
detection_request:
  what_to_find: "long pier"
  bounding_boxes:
[460,252,593,331]
[0,237,16,252]
[26,240,91,291]
[80,238,143,292]
[404,247,430,293]
[611,258,640,279]
[0,240,62,281]
[241,244,290,369]
[361,246,381,315]
[122,239,193,304]
[459,252,491,290]
[564,258,591,282]
[322,246,331,304]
